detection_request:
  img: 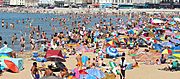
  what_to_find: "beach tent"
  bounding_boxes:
[45,50,65,62]
[4,60,19,73]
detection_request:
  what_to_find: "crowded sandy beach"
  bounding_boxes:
[0,8,180,79]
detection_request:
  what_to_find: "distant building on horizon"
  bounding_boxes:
[0,0,3,6]
[25,0,39,7]
[3,0,10,6]
[10,0,25,6]
[92,0,164,4]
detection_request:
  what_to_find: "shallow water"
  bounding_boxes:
[0,12,120,51]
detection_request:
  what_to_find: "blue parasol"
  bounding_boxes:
[85,68,105,79]
[106,46,118,57]
[161,42,175,47]
[128,29,134,34]
[170,39,180,44]
[0,47,13,53]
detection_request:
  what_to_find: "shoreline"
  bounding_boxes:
[0,8,180,14]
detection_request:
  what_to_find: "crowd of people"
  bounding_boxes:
[0,10,179,79]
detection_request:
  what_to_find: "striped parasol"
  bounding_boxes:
[106,46,118,57]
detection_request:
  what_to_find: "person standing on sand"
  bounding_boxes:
[31,62,41,79]
[120,57,127,79]
[76,53,83,69]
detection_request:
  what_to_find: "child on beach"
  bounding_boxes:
[31,62,40,79]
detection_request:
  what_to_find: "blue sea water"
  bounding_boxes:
[0,12,120,51]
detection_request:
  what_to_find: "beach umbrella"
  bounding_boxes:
[152,44,162,51]
[172,54,180,60]
[47,56,66,62]
[173,46,180,50]
[152,19,164,24]
[170,39,180,44]
[118,38,126,44]
[0,56,10,58]
[128,29,134,34]
[41,76,62,79]
[161,49,172,55]
[86,68,105,79]
[55,61,66,70]
[106,41,116,47]
[81,56,88,65]
[0,47,13,53]
[106,46,118,57]
[4,60,19,73]
[109,61,121,75]
[161,42,175,47]
[79,74,96,79]
[105,38,112,42]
